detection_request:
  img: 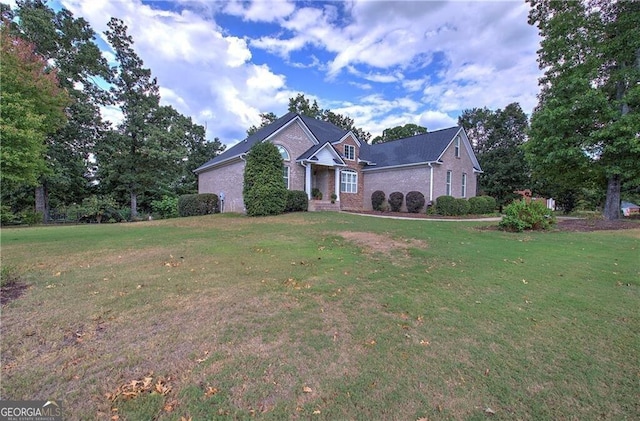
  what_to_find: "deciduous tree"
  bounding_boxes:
[371,124,427,144]
[526,0,640,219]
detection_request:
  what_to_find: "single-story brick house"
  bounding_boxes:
[194,112,482,212]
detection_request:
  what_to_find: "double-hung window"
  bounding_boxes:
[283,166,290,189]
[344,144,355,160]
[446,170,452,196]
[341,169,357,193]
[461,173,467,197]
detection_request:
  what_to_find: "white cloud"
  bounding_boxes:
[223,0,296,23]
[61,0,291,145]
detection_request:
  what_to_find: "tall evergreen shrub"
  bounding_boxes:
[243,142,286,216]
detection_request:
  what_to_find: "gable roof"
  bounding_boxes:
[362,126,466,169]
[193,112,350,173]
[194,112,481,174]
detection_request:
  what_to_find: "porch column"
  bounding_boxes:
[305,164,312,199]
[334,167,340,202]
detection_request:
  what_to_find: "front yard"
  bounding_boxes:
[1,213,638,420]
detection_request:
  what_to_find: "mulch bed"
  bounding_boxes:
[348,210,640,232]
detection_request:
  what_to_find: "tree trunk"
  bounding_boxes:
[35,183,49,223]
[603,174,621,220]
[130,190,138,220]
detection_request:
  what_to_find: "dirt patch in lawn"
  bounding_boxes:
[337,231,427,255]
[0,281,28,305]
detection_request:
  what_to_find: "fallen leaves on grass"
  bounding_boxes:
[303,386,313,393]
[204,386,218,397]
[106,374,172,402]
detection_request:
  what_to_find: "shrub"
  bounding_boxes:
[499,200,556,232]
[481,196,497,214]
[406,191,425,213]
[285,190,308,212]
[151,195,179,219]
[468,196,486,215]
[388,192,404,212]
[311,188,323,200]
[243,142,287,216]
[371,190,386,211]
[178,194,219,217]
[1,205,19,225]
[435,195,456,215]
[454,198,470,215]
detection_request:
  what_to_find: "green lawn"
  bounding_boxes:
[1,213,638,420]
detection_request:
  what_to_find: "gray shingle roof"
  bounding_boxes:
[194,112,350,173]
[194,113,476,174]
[362,127,462,169]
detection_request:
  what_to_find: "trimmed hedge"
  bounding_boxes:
[406,191,425,213]
[499,200,555,232]
[285,190,308,212]
[454,198,470,216]
[371,190,386,211]
[481,196,497,213]
[435,195,456,215]
[468,196,486,215]
[389,192,404,212]
[178,194,219,217]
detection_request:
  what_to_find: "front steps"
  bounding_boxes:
[308,200,341,212]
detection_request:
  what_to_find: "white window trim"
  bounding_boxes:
[446,170,452,196]
[344,144,355,161]
[454,136,460,158]
[461,173,467,198]
[340,169,358,193]
[276,145,290,161]
[283,166,290,189]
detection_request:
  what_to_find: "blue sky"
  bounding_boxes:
[47,0,541,146]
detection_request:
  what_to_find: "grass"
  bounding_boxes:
[1,212,638,420]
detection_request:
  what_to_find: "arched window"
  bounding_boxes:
[340,169,358,193]
[276,145,290,161]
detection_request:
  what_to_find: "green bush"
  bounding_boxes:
[243,142,287,216]
[454,198,470,215]
[21,209,43,225]
[499,200,556,232]
[468,196,486,215]
[311,188,323,200]
[435,195,456,215]
[481,196,497,214]
[151,195,179,219]
[285,190,308,212]
[388,192,404,212]
[371,190,386,211]
[406,191,425,213]
[178,194,219,217]
[1,205,19,225]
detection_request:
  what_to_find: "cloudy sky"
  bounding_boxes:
[51,0,542,146]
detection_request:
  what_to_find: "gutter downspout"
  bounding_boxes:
[428,163,434,204]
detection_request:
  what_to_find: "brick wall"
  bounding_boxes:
[362,166,431,211]
[198,159,246,212]
[431,137,478,200]
[335,135,364,211]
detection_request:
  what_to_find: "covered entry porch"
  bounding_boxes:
[298,142,347,211]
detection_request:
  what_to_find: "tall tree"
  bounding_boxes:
[459,103,530,208]
[11,0,112,218]
[371,123,427,144]
[287,93,371,142]
[526,0,640,220]
[247,112,278,136]
[0,21,69,189]
[101,18,168,217]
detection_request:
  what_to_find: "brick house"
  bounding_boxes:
[195,112,482,212]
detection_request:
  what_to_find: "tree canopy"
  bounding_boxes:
[459,103,530,208]
[371,124,427,144]
[0,21,69,187]
[526,0,640,219]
